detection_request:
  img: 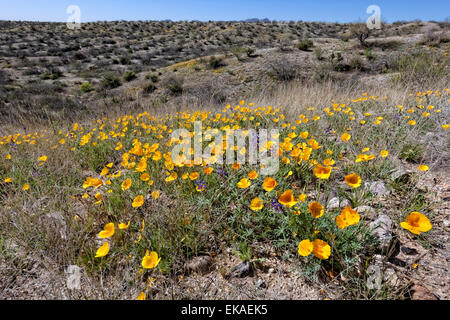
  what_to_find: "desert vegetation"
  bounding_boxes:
[0,19,448,300]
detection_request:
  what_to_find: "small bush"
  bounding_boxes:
[80,82,94,93]
[207,56,226,69]
[349,56,364,71]
[0,69,11,84]
[297,38,313,51]
[40,68,62,80]
[146,73,159,83]
[164,76,184,96]
[313,48,324,61]
[364,48,376,61]
[142,82,157,94]
[119,56,131,65]
[370,40,402,51]
[390,49,447,86]
[73,52,86,60]
[312,64,333,83]
[231,46,257,61]
[350,23,370,47]
[400,143,424,163]
[333,62,351,72]
[268,59,298,81]
[123,71,136,82]
[419,31,449,46]
[101,73,122,89]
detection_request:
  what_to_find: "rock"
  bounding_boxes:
[411,285,438,300]
[327,197,340,210]
[366,265,382,290]
[383,268,399,287]
[366,255,385,290]
[369,215,393,247]
[185,256,213,275]
[226,261,255,279]
[339,199,350,208]
[391,168,410,181]
[366,181,390,197]
[65,265,82,290]
[391,168,415,186]
[256,278,266,288]
[355,205,376,220]
[367,254,399,288]
[268,268,275,274]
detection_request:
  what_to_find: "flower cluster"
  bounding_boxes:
[1,90,444,299]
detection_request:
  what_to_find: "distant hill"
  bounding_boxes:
[242,18,271,23]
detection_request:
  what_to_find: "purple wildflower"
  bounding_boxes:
[195,179,206,192]
[271,197,283,212]
[217,168,228,179]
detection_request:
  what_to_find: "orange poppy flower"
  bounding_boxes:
[309,201,324,218]
[401,212,432,235]
[262,177,277,192]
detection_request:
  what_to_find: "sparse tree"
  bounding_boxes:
[350,23,370,47]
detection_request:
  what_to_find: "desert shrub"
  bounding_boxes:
[0,70,10,85]
[231,46,256,61]
[231,46,247,61]
[419,31,449,46]
[73,52,86,60]
[312,64,334,82]
[364,48,376,61]
[184,79,228,104]
[164,76,184,96]
[297,38,313,51]
[119,56,131,65]
[313,48,324,60]
[40,68,63,80]
[38,96,69,111]
[142,82,157,94]
[349,56,364,71]
[350,23,370,47]
[24,80,65,95]
[141,54,154,66]
[399,143,424,163]
[278,34,294,51]
[80,82,94,93]
[101,72,122,89]
[333,62,351,72]
[328,51,343,64]
[123,71,137,82]
[268,59,298,81]
[146,73,159,83]
[207,56,226,69]
[390,49,448,86]
[246,47,256,57]
[326,51,351,72]
[370,40,403,51]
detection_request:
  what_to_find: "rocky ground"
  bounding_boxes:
[2,165,448,300]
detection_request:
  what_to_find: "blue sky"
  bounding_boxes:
[0,0,448,22]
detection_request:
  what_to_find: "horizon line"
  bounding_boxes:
[1,17,445,24]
